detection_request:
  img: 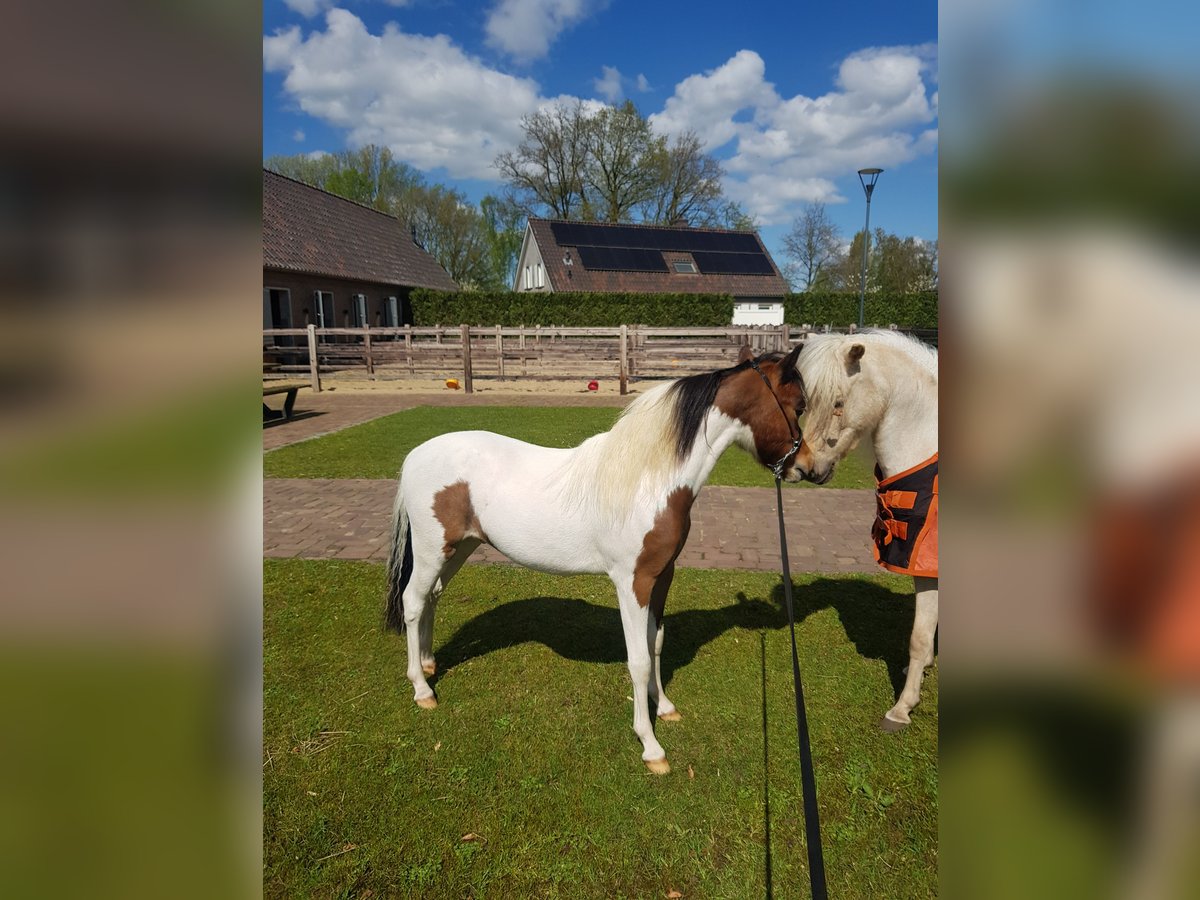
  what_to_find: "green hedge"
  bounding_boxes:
[412,288,938,328]
[784,290,939,329]
[411,290,735,327]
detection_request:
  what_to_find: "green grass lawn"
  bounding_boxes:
[264,560,936,898]
[262,406,874,489]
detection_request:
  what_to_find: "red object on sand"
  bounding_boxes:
[587,380,599,391]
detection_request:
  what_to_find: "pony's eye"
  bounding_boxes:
[834,400,844,409]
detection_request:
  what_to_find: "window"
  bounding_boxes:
[673,260,697,274]
[313,291,334,328]
[383,296,399,327]
[524,265,532,289]
[758,303,773,310]
[351,294,367,328]
[535,263,544,288]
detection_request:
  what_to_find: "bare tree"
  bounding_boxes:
[496,103,741,227]
[494,102,592,220]
[782,202,841,290]
[638,131,726,226]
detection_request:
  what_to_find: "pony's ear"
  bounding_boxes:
[737,344,754,364]
[846,343,865,373]
[779,342,803,382]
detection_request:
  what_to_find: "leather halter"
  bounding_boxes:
[747,356,805,480]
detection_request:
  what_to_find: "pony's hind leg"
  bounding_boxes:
[402,546,450,709]
[648,564,680,721]
[651,619,681,721]
[418,538,479,677]
[881,576,938,731]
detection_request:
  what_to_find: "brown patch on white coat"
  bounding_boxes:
[633,487,695,616]
[431,480,488,559]
[632,344,809,614]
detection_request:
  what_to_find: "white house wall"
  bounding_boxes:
[513,227,551,292]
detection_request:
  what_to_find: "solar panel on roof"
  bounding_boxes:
[549,221,761,254]
[692,251,777,276]
[576,245,668,272]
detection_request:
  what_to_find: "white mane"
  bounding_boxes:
[553,381,684,521]
[798,330,938,412]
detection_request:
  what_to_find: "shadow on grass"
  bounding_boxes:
[435,594,787,680]
[433,577,921,701]
[773,578,923,698]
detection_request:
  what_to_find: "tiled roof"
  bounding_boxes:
[263,170,458,291]
[528,218,788,297]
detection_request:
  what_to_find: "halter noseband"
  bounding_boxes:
[747,356,804,480]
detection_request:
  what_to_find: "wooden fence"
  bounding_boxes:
[263,324,935,394]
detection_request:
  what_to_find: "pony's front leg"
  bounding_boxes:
[882,576,938,731]
[615,579,670,774]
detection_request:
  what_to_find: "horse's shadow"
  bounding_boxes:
[432,577,920,698]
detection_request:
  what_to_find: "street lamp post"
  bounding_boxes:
[856,168,882,329]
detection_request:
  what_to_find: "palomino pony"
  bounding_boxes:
[793,330,939,731]
[384,344,808,773]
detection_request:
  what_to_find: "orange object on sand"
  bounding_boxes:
[445,378,460,390]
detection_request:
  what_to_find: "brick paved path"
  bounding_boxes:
[264,478,879,574]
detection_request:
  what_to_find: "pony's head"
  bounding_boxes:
[791,335,876,484]
[710,343,810,483]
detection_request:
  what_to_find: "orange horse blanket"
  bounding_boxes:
[873,453,938,578]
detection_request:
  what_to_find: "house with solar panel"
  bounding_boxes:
[515,218,790,325]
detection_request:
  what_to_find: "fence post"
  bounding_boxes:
[619,324,628,395]
[404,324,413,374]
[363,326,375,379]
[495,324,505,380]
[307,323,321,392]
[519,328,527,376]
[461,323,474,394]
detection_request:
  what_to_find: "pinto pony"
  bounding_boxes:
[793,330,939,731]
[385,345,807,773]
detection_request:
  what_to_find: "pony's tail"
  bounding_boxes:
[384,479,413,634]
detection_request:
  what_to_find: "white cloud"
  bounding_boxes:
[649,50,778,152]
[635,73,651,92]
[593,65,622,103]
[264,15,936,226]
[484,0,598,62]
[282,0,333,17]
[264,11,547,179]
[305,150,330,160]
[651,44,938,224]
[293,129,306,142]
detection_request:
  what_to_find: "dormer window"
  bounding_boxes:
[673,260,697,274]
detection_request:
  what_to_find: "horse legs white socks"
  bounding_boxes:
[882,577,938,730]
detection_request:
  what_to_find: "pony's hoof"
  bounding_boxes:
[644,757,671,775]
[878,714,908,733]
[657,710,682,722]
[415,696,438,710]
[422,662,437,676]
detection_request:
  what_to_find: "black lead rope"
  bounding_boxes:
[749,356,828,900]
[774,473,828,900]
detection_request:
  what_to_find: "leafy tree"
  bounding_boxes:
[479,193,526,290]
[782,203,841,290]
[583,101,657,222]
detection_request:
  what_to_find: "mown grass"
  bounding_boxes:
[262,406,874,489]
[264,560,936,898]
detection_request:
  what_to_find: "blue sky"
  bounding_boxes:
[263,0,938,263]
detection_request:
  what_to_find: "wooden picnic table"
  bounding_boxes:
[263,381,308,423]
